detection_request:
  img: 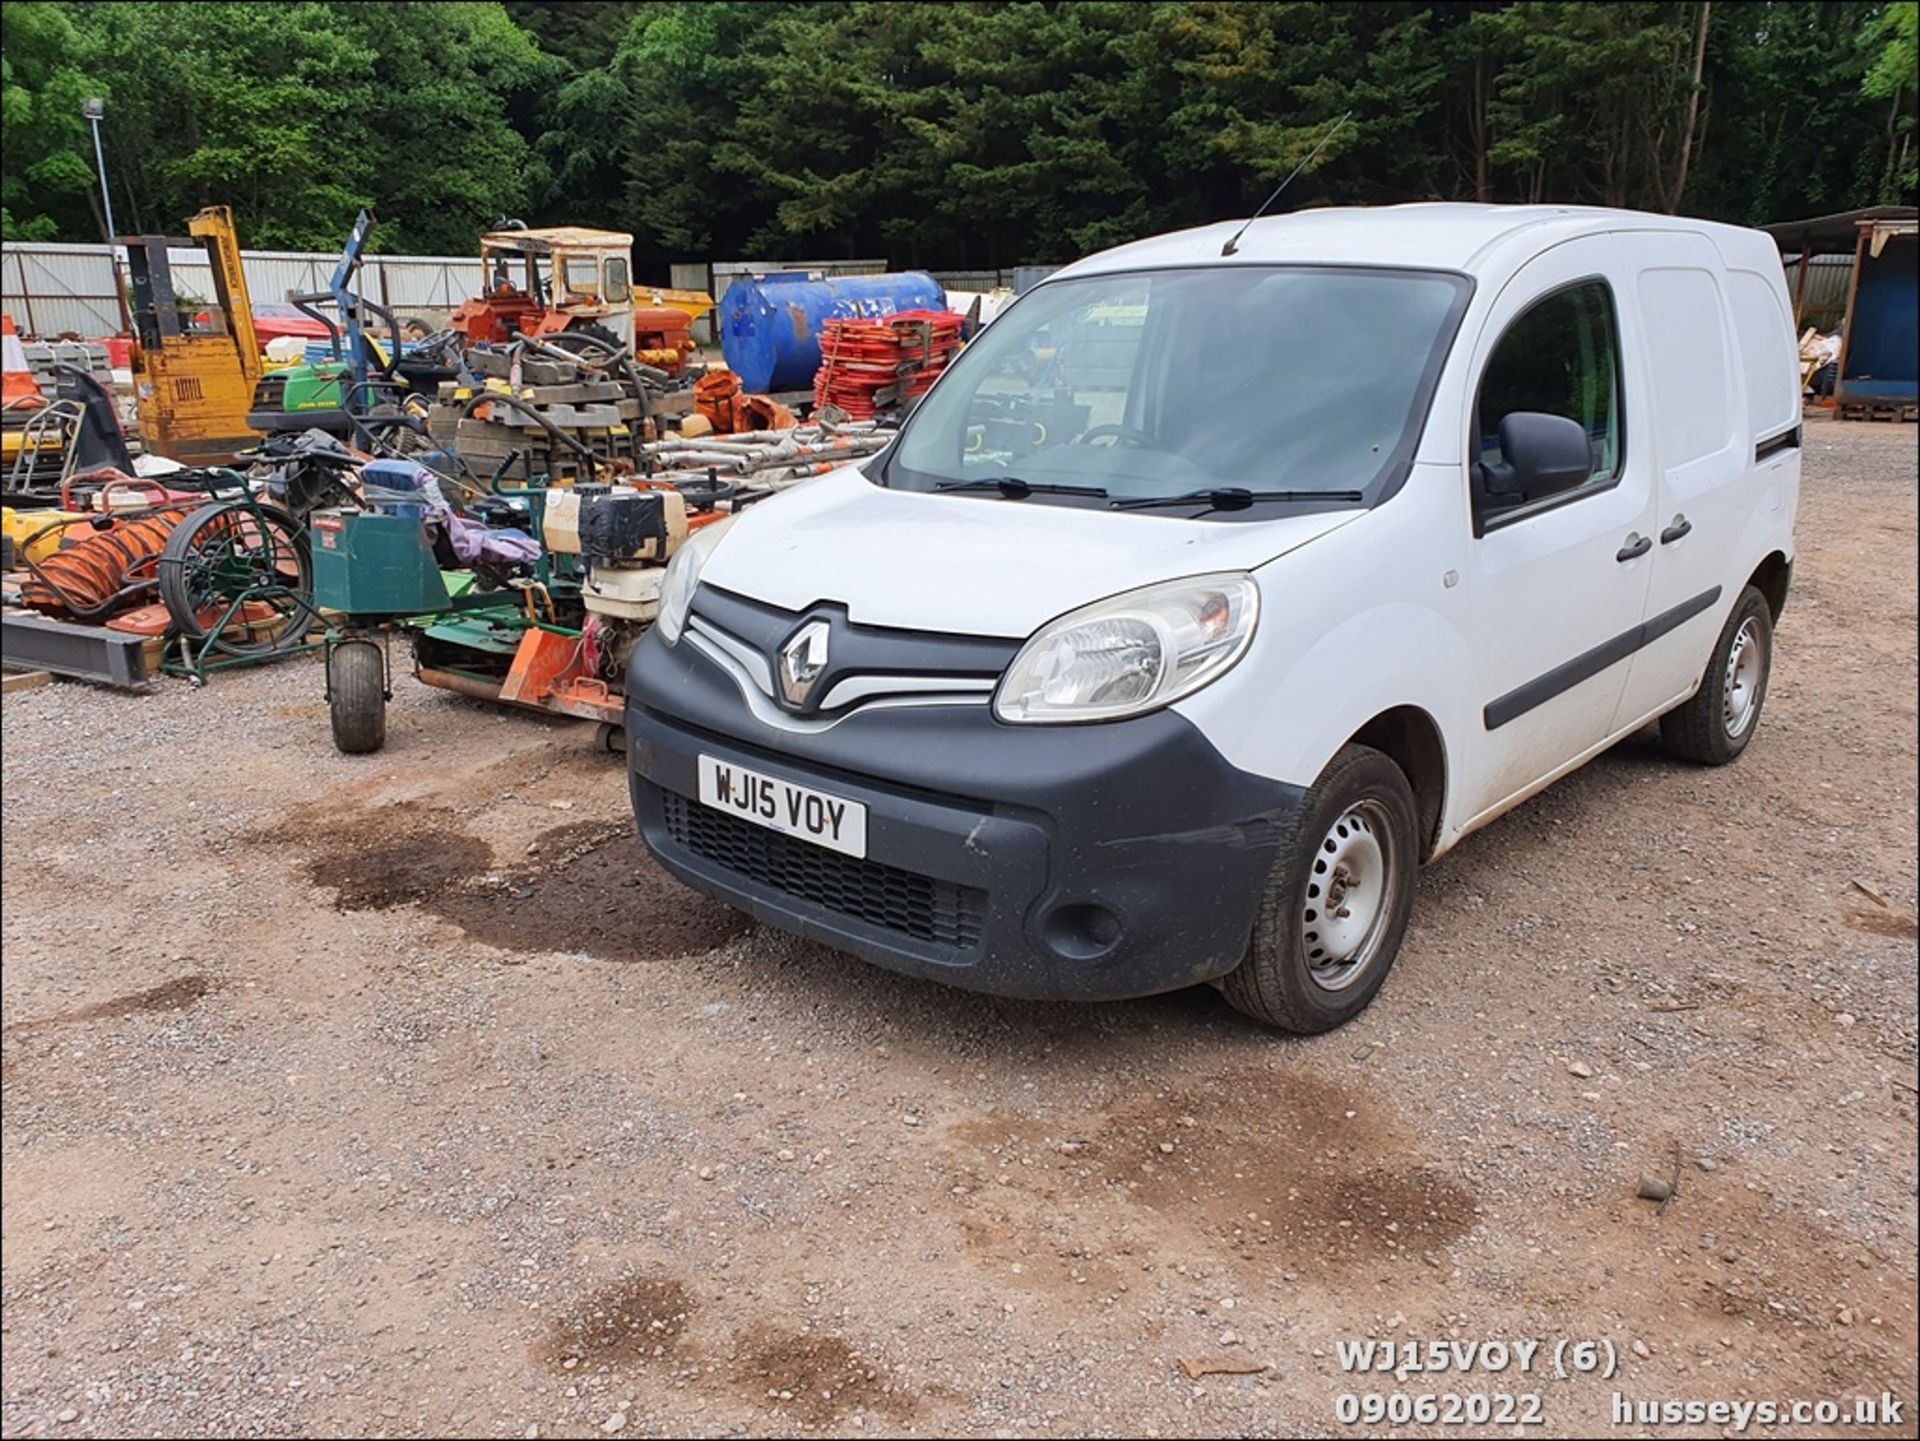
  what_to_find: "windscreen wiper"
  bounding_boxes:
[1113,487,1364,512]
[933,477,1109,499]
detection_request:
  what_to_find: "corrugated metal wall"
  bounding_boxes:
[1,241,486,338]
[928,269,1012,292]
[1785,253,1855,328]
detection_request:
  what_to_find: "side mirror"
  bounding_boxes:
[1480,411,1593,503]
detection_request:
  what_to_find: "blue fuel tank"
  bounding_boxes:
[717,270,947,393]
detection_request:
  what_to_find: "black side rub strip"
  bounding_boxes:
[1484,586,1723,730]
[1755,426,1801,463]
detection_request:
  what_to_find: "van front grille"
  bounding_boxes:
[662,791,984,948]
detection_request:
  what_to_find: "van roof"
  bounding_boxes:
[1060,202,1773,279]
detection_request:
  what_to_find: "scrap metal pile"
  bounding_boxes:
[3,265,965,741]
[426,335,668,486]
[636,417,890,493]
[812,310,964,419]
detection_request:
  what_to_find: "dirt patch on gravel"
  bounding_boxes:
[535,1275,695,1374]
[730,1324,916,1426]
[4,974,216,1034]
[436,820,754,960]
[286,805,752,959]
[302,811,493,911]
[951,1065,1474,1269]
[1846,906,1919,940]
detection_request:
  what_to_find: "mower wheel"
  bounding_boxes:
[328,640,387,755]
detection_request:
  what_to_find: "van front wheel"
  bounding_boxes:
[1219,745,1418,1034]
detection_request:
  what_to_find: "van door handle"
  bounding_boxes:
[1616,533,1652,562]
[1660,515,1692,544]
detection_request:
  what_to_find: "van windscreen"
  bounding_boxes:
[885,265,1470,514]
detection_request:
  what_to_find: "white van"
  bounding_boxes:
[626,204,1801,1032]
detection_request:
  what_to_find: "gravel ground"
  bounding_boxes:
[2,418,1915,1439]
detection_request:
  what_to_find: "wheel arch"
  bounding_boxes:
[1346,705,1448,862]
[1747,549,1792,621]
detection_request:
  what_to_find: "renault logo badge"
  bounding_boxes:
[778,620,830,707]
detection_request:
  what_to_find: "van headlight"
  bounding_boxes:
[994,573,1259,723]
[655,519,731,646]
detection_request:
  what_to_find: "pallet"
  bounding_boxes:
[465,352,582,386]
[1836,402,1918,423]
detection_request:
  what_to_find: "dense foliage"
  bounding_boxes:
[4,1,1914,269]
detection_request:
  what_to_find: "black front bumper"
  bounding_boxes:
[625,626,1305,1002]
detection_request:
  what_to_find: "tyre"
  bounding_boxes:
[562,321,626,357]
[1219,744,1419,1033]
[328,640,387,755]
[1659,585,1772,765]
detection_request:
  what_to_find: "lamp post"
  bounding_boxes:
[82,97,116,243]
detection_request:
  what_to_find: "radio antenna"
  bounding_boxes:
[1220,110,1354,257]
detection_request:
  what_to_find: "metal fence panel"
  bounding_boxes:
[1,241,487,338]
[2,244,125,336]
[6,241,987,340]
[670,262,713,341]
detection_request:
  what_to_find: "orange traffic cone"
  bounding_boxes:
[3,314,46,413]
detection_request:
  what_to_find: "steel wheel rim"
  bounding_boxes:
[1722,617,1764,738]
[1301,798,1396,992]
[162,504,315,654]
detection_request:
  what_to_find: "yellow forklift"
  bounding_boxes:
[125,206,263,465]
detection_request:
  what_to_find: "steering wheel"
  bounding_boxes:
[1074,423,1155,449]
[671,472,741,513]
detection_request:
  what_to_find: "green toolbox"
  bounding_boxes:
[310,509,455,617]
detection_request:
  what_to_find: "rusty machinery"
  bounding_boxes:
[449,224,701,374]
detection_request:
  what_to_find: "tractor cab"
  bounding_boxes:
[453,226,637,349]
[450,226,699,374]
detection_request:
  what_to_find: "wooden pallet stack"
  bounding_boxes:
[426,350,654,484]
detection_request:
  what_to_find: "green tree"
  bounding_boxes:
[1687,2,1894,224]
[1863,0,1917,199]
[1,1,109,240]
[330,2,559,253]
[5,1,1915,266]
[50,2,550,252]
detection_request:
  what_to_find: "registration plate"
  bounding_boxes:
[696,754,868,858]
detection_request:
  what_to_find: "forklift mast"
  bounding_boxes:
[124,236,183,349]
[187,205,262,385]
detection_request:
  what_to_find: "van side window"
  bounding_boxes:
[1473,281,1622,525]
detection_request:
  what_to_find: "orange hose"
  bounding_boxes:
[21,513,183,618]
